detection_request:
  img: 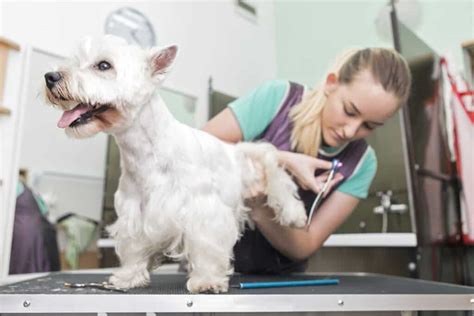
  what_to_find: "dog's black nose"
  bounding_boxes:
[44,72,62,89]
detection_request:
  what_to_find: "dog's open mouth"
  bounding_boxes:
[58,103,111,128]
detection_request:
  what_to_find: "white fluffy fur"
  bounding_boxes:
[44,36,307,293]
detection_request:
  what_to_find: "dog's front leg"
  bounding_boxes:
[109,235,152,289]
[107,190,152,289]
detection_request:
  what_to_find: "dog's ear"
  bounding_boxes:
[149,45,178,80]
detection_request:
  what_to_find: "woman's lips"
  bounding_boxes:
[332,130,345,143]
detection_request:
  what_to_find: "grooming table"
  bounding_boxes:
[0,272,473,315]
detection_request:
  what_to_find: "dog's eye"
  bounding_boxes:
[97,61,112,71]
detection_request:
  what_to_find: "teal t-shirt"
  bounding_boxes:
[228,80,377,199]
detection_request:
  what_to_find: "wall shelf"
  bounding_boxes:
[0,106,11,116]
[0,38,20,119]
[0,37,20,51]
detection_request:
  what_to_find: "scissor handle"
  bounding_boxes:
[331,159,341,171]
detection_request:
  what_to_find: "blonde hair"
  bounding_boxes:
[289,48,412,156]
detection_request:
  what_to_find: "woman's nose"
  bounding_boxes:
[343,121,360,139]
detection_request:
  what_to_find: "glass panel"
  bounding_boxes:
[209,90,236,119]
[159,86,197,127]
[336,110,412,234]
[397,21,459,245]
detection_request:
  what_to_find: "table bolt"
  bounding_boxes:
[338,299,344,306]
[186,300,193,307]
[23,300,31,308]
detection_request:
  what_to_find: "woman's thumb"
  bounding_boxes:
[308,178,321,194]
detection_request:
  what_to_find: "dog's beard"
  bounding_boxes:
[45,82,77,110]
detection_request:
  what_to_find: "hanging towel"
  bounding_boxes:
[59,215,98,269]
[440,57,474,244]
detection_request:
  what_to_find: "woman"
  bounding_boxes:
[203,48,412,274]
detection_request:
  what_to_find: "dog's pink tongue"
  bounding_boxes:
[57,104,89,128]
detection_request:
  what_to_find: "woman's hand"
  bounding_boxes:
[242,151,344,217]
[278,151,344,195]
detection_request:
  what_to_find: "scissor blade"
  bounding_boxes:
[305,168,337,228]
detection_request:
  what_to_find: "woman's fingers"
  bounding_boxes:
[307,172,344,196]
[300,183,309,190]
[313,159,333,170]
[306,177,324,194]
[244,180,265,199]
[308,171,329,193]
[323,173,345,197]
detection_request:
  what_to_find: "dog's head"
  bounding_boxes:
[44,35,178,138]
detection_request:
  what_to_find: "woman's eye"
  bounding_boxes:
[343,105,356,117]
[364,123,376,130]
[97,61,112,71]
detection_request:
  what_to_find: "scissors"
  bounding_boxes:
[64,282,128,293]
[306,159,342,228]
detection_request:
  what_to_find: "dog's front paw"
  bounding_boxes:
[186,276,229,294]
[109,269,150,289]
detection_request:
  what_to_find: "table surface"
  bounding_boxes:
[1,272,473,313]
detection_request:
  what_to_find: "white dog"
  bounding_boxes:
[44,36,307,293]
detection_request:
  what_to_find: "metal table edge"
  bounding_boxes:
[1,293,473,313]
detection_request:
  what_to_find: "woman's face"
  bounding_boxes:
[321,69,399,147]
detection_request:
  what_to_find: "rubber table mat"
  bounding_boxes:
[1,273,473,295]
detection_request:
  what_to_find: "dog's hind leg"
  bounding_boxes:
[184,196,238,293]
[237,142,307,228]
